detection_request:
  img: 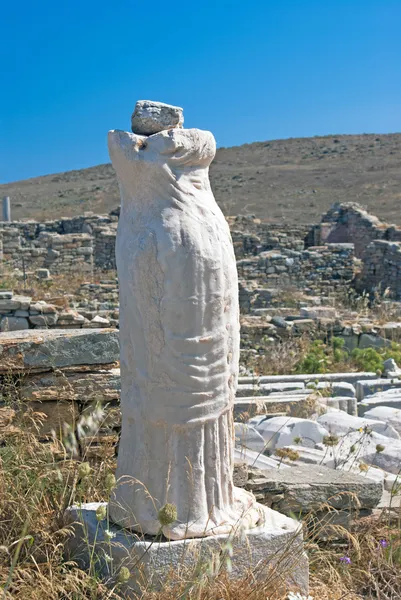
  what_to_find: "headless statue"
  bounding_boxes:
[108,104,261,540]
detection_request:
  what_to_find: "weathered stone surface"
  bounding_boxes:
[233,462,249,487]
[236,381,305,397]
[307,381,356,398]
[317,411,400,439]
[65,503,308,598]
[0,316,29,332]
[86,315,110,328]
[300,306,337,320]
[358,389,401,414]
[30,301,57,314]
[356,378,401,401]
[29,400,78,437]
[363,406,401,435]
[234,422,266,452]
[383,358,401,379]
[0,329,119,372]
[238,372,377,386]
[280,445,327,465]
[245,464,382,513]
[234,446,288,471]
[14,310,29,317]
[36,268,51,279]
[19,368,121,402]
[233,393,312,420]
[29,314,58,327]
[254,416,329,451]
[271,315,290,329]
[131,100,184,135]
[0,299,22,312]
[324,430,401,475]
[359,333,391,349]
[317,395,357,415]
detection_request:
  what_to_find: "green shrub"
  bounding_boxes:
[351,347,383,372]
[351,342,401,373]
[295,337,347,374]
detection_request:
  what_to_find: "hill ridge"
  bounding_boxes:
[1,132,401,224]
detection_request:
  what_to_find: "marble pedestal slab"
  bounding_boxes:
[65,502,309,598]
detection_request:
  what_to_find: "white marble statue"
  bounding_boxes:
[108,103,261,540]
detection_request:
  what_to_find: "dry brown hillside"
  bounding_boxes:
[1,132,401,224]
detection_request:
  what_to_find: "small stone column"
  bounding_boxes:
[2,197,11,222]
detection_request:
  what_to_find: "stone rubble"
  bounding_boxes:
[0,329,119,449]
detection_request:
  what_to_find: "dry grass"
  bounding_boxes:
[0,418,401,599]
[0,269,89,304]
[0,267,117,306]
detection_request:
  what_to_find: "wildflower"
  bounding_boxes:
[103,552,113,563]
[96,504,107,522]
[376,444,385,453]
[104,529,116,542]
[117,566,130,584]
[157,503,178,526]
[379,539,388,548]
[323,434,339,447]
[78,462,91,478]
[340,556,351,565]
[105,473,116,492]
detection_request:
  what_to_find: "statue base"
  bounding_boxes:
[64,502,309,598]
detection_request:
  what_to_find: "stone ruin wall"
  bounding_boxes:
[307,202,401,257]
[356,240,401,300]
[0,201,400,303]
[0,215,118,276]
[306,202,401,300]
[238,244,355,312]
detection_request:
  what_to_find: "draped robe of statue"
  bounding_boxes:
[108,127,261,540]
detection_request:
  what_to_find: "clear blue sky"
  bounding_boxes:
[1,0,400,183]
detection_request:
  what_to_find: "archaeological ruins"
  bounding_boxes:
[1,104,401,597]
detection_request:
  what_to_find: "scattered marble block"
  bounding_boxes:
[0,316,29,332]
[244,463,382,538]
[317,411,400,439]
[65,502,309,598]
[245,463,383,513]
[0,328,119,373]
[0,291,13,300]
[363,406,401,435]
[358,389,401,414]
[36,268,51,280]
[233,393,311,420]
